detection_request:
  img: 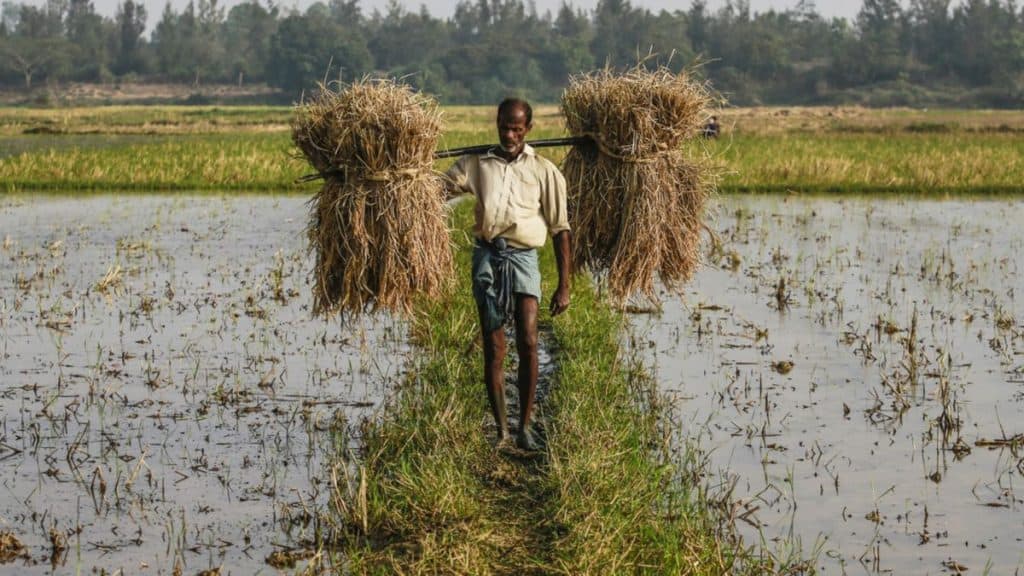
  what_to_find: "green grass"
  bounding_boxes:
[715,132,1024,194]
[0,133,302,191]
[316,204,794,574]
[1,104,1023,194]
[543,268,743,572]
[5,130,1022,194]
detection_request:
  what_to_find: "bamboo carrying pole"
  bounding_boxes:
[432,136,590,159]
[297,136,591,183]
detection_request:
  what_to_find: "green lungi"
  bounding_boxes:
[471,238,541,334]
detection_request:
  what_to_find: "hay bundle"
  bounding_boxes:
[561,66,715,302]
[293,80,452,318]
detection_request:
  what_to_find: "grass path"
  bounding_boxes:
[323,215,566,573]
[468,328,559,574]
[319,206,781,575]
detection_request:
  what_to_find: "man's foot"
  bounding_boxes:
[516,426,539,451]
[497,427,512,446]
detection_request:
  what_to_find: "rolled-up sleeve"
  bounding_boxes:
[541,165,570,235]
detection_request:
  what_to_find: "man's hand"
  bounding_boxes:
[550,284,570,317]
[550,230,572,317]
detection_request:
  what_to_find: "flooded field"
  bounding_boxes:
[3,193,1022,574]
[632,197,1024,574]
[0,195,405,573]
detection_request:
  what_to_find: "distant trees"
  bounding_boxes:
[65,0,109,80]
[591,0,646,69]
[549,4,593,82]
[367,3,450,94]
[151,0,226,83]
[0,1,72,88]
[0,35,71,87]
[855,0,906,83]
[114,0,147,75]
[222,0,277,83]
[267,6,373,93]
[0,0,1022,107]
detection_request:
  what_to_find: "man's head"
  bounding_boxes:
[496,98,533,159]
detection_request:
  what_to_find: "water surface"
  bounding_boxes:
[0,195,404,574]
[632,196,1024,574]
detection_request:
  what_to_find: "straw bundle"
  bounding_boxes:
[293,80,452,318]
[561,66,714,302]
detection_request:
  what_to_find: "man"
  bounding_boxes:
[445,98,572,451]
[702,115,720,138]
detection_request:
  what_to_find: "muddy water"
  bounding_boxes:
[0,195,405,574]
[4,194,1022,574]
[631,197,1024,574]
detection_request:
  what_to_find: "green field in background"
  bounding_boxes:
[1,105,1021,194]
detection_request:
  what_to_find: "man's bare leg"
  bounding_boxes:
[514,295,539,450]
[483,326,509,442]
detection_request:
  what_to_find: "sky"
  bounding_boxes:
[69,0,861,31]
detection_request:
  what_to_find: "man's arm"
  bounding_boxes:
[550,230,571,317]
[441,157,470,202]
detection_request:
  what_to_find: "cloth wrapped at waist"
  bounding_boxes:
[471,237,541,333]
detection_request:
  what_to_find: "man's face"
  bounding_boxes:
[497,106,531,157]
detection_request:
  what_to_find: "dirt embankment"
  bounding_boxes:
[0,82,285,106]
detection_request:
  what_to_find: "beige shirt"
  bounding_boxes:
[446,144,570,249]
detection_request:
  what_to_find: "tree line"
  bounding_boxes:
[1,0,1022,106]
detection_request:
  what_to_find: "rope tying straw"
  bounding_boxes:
[297,166,430,184]
[580,131,672,164]
[293,133,672,184]
[362,168,429,182]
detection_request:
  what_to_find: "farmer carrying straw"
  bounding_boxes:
[445,98,572,451]
[297,71,711,449]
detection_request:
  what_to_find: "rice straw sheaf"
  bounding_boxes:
[561,66,715,303]
[293,79,452,319]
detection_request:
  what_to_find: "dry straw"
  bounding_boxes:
[562,65,715,302]
[293,79,452,318]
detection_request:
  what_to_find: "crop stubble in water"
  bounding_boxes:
[0,196,405,573]
[630,196,1024,574]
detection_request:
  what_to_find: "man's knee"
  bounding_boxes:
[515,296,539,351]
[516,327,538,353]
[483,328,506,360]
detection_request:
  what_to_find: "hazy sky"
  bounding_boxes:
[57,0,862,31]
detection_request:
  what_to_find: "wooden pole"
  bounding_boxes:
[433,136,591,159]
[297,136,592,183]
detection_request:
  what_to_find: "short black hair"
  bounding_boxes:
[498,97,532,125]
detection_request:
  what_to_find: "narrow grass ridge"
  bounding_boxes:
[543,278,736,573]
[322,204,778,574]
[323,209,552,573]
